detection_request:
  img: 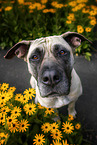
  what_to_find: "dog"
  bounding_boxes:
[4,32,92,117]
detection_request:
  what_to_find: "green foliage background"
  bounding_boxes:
[0,0,97,60]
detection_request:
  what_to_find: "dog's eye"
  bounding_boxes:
[32,55,38,60]
[59,50,67,55]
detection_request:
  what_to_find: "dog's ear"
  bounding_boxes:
[4,40,31,60]
[61,31,92,49]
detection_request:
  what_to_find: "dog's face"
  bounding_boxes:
[4,32,92,99]
[27,36,74,98]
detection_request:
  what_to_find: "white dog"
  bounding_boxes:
[4,32,92,117]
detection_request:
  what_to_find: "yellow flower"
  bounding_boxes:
[89,10,97,16]
[45,108,54,115]
[77,25,84,33]
[0,133,8,145]
[51,130,63,140]
[48,9,56,13]
[68,1,77,7]
[7,116,18,125]
[15,93,23,102]
[67,13,75,21]
[50,122,59,133]
[29,4,36,10]
[66,20,72,24]
[41,122,51,133]
[0,113,5,125]
[11,106,21,117]
[6,92,13,101]
[8,86,16,93]
[90,19,96,25]
[33,134,45,145]
[75,123,81,129]
[23,103,37,115]
[72,6,79,12]
[0,92,7,103]
[19,119,30,132]
[8,122,19,133]
[0,106,10,115]
[82,8,89,13]
[5,6,12,11]
[0,101,6,107]
[0,83,9,91]
[62,139,69,145]
[51,1,58,7]
[23,88,35,99]
[20,94,29,104]
[18,0,24,4]
[51,140,62,145]
[41,0,48,4]
[85,27,92,32]
[62,121,74,134]
[68,114,74,121]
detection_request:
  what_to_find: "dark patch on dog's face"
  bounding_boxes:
[28,37,74,98]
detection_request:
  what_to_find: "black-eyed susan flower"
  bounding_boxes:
[6,92,13,101]
[33,134,45,145]
[11,106,21,117]
[7,116,18,125]
[23,88,35,99]
[8,122,19,133]
[0,101,6,107]
[67,13,75,21]
[90,19,96,25]
[41,0,48,4]
[18,0,24,4]
[66,20,72,24]
[19,119,30,132]
[50,122,59,133]
[0,113,5,125]
[0,132,8,145]
[51,130,63,141]
[45,108,54,115]
[0,92,7,103]
[41,122,51,133]
[77,25,84,33]
[51,140,62,145]
[75,123,81,130]
[62,139,69,145]
[23,103,37,115]
[20,95,29,104]
[0,106,11,115]
[62,121,74,134]
[85,27,92,32]
[68,114,74,121]
[15,93,23,102]
[0,83,9,91]
[8,86,16,93]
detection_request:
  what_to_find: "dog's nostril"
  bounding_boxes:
[53,75,60,81]
[43,77,49,82]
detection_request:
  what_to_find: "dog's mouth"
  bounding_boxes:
[43,92,60,98]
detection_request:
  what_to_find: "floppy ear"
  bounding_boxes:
[61,31,92,49]
[4,40,31,60]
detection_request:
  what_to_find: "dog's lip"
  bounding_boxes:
[45,92,59,97]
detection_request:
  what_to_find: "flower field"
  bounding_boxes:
[0,0,97,60]
[0,83,89,145]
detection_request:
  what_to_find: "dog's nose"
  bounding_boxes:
[42,70,61,86]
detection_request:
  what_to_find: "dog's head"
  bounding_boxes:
[4,32,92,98]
